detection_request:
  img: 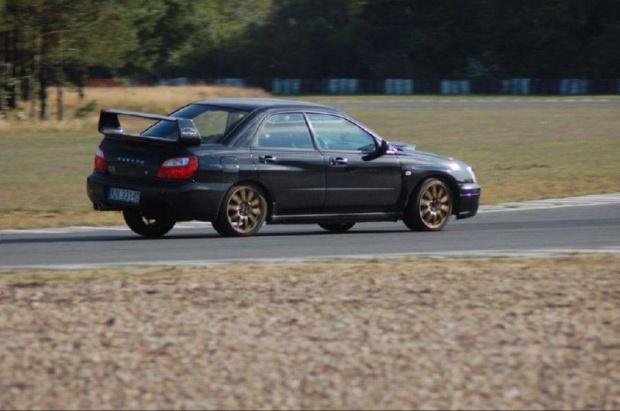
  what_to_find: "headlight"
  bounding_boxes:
[467,166,477,183]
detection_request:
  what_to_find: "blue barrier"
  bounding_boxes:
[385,79,414,94]
[152,77,620,95]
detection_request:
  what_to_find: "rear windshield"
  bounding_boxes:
[142,104,249,143]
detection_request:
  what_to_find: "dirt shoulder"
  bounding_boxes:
[1,255,619,409]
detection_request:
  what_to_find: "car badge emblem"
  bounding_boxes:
[181,127,199,136]
[117,157,145,165]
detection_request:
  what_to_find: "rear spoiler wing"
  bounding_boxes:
[98,109,202,145]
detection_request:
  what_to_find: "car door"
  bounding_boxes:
[306,113,402,213]
[251,112,325,215]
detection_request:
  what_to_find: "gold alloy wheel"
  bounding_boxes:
[225,186,266,234]
[419,181,451,229]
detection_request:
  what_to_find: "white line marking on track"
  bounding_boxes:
[0,222,213,235]
[2,248,619,270]
[478,193,620,213]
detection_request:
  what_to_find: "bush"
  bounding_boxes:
[75,100,98,118]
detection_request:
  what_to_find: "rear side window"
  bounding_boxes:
[193,110,247,143]
[306,113,377,152]
[256,113,314,149]
[142,105,248,143]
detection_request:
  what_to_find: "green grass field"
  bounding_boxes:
[0,93,618,229]
[348,106,619,204]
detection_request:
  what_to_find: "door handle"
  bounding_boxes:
[259,155,277,164]
[329,157,348,166]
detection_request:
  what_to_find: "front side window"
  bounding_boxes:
[306,114,377,152]
[255,113,314,149]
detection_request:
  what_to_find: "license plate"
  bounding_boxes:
[108,187,140,204]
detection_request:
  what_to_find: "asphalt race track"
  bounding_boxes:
[3,99,617,270]
[1,195,619,269]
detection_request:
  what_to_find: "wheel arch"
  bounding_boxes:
[406,172,460,216]
[217,179,275,220]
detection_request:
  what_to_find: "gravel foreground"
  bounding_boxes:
[1,256,619,410]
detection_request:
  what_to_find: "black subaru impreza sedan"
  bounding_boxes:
[87,98,480,237]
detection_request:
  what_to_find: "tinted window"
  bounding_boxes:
[307,114,376,152]
[256,113,314,149]
[142,105,248,143]
[193,110,247,143]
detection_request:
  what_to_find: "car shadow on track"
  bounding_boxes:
[0,228,416,245]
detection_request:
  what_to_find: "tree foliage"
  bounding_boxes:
[1,0,619,118]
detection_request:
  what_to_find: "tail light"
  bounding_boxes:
[157,156,198,180]
[94,146,107,172]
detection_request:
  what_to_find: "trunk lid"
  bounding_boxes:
[101,138,192,179]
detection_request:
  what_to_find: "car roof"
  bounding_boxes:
[194,98,340,113]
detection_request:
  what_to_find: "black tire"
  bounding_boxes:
[123,209,176,238]
[403,178,453,232]
[318,222,356,233]
[212,185,268,237]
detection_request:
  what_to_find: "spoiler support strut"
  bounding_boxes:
[98,109,202,145]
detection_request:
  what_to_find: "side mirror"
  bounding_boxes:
[379,139,389,155]
[362,139,390,161]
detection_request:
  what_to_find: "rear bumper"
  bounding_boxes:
[456,183,481,219]
[86,172,230,221]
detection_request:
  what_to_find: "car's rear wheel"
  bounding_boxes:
[123,210,176,238]
[213,185,268,237]
[404,178,453,232]
[318,222,355,233]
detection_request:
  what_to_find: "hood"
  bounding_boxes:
[391,141,453,163]
[390,141,416,153]
[390,140,475,183]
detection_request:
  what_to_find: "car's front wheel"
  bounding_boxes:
[123,210,176,238]
[213,185,268,237]
[318,222,355,233]
[404,178,453,231]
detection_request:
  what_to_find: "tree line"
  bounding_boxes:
[1,0,619,119]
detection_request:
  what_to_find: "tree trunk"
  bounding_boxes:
[0,63,5,116]
[56,79,64,121]
[28,68,36,120]
[13,79,20,111]
[8,29,18,109]
[38,35,48,121]
[7,64,17,109]
[30,35,42,120]
[78,69,87,100]
[0,34,5,115]
[56,32,64,121]
[39,74,47,120]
